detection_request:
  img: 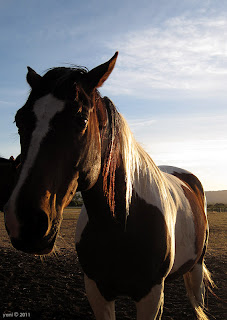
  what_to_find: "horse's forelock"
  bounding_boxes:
[40,67,89,100]
[43,66,88,83]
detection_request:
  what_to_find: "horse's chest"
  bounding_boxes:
[76,210,171,301]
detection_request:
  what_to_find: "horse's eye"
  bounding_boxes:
[75,113,88,129]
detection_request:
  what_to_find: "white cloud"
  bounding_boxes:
[127,113,227,191]
[104,15,227,99]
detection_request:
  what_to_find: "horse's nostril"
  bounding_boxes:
[35,210,48,227]
[26,209,49,238]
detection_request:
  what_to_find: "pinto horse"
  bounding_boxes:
[4,53,212,319]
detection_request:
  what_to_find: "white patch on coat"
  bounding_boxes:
[131,162,198,274]
[159,166,204,273]
[75,205,89,243]
[136,281,164,319]
[160,169,197,274]
[184,263,205,306]
[84,274,115,320]
[5,94,65,238]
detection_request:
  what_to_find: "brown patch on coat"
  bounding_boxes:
[173,172,205,211]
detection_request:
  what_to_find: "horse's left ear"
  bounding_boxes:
[83,52,118,92]
[26,67,42,89]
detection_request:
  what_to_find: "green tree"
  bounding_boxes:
[68,192,83,207]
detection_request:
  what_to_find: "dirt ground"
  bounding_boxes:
[0,209,226,320]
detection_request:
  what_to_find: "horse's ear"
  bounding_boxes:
[83,52,118,92]
[26,67,42,89]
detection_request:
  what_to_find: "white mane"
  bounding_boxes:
[118,114,176,216]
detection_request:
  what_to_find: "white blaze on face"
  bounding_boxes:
[5,94,65,238]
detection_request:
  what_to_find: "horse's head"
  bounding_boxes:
[4,52,118,254]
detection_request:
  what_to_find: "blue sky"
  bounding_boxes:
[0,0,227,191]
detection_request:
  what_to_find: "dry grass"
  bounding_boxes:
[207,212,227,255]
[0,209,226,319]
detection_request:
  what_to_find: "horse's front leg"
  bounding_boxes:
[135,280,164,320]
[84,274,116,320]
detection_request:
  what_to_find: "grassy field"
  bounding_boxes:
[206,211,226,255]
[0,209,226,319]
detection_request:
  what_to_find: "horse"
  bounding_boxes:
[4,52,213,319]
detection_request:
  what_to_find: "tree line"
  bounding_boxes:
[207,203,227,212]
[68,192,227,213]
[69,193,227,212]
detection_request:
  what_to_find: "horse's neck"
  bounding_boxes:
[81,158,127,229]
[82,103,167,225]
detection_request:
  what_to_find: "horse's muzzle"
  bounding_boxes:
[10,231,58,255]
[4,206,61,255]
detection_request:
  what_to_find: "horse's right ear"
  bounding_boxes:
[83,52,118,92]
[26,67,42,89]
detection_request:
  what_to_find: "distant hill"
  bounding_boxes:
[205,190,227,204]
